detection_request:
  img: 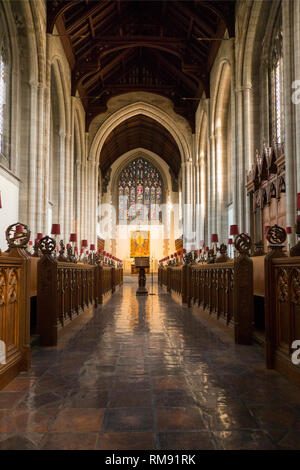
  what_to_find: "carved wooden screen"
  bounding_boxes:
[118,158,162,224]
[246,144,286,252]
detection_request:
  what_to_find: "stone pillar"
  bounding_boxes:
[282,0,297,243]
[182,160,193,249]
[209,130,217,237]
[36,82,45,233]
[27,80,38,237]
[243,85,254,234]
[64,132,72,239]
[205,98,211,242]
[58,130,66,235]
[43,84,51,234]
[235,86,245,232]
[76,160,81,244]
[294,0,300,192]
[195,161,201,248]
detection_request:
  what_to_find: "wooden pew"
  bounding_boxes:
[264,240,300,386]
[0,224,31,389]
[161,236,254,345]
[37,254,95,346]
[37,239,123,346]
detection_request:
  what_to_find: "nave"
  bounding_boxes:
[0,277,299,451]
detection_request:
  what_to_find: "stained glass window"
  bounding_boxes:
[118,158,163,223]
[270,21,283,145]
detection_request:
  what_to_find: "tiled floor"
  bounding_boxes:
[0,276,300,450]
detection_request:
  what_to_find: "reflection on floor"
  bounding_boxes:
[0,275,300,450]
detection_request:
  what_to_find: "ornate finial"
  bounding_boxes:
[216,243,229,262]
[38,236,56,255]
[58,240,67,261]
[32,240,41,257]
[234,233,252,255]
[207,249,216,264]
[266,225,287,246]
[6,222,30,249]
[67,245,77,263]
[183,252,193,265]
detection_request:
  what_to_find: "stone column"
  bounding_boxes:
[76,160,81,244]
[182,159,193,248]
[235,86,245,232]
[58,130,66,235]
[243,84,254,234]
[42,83,51,234]
[27,80,38,237]
[282,0,297,243]
[35,82,45,234]
[209,130,216,237]
[205,99,211,242]
[63,132,72,239]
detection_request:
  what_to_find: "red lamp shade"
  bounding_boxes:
[51,224,61,235]
[81,239,88,248]
[211,234,218,243]
[70,233,77,242]
[264,225,270,234]
[90,244,95,251]
[230,225,239,236]
[286,226,292,234]
[228,238,233,245]
[37,233,43,240]
[297,193,300,210]
[16,224,23,233]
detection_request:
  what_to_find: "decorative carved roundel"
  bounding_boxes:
[6,222,30,249]
[38,236,56,255]
[266,224,287,245]
[234,233,252,254]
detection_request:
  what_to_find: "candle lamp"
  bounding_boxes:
[286,226,292,253]
[230,225,239,257]
[228,238,233,258]
[51,224,61,253]
[211,234,218,254]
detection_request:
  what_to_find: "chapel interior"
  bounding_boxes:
[0,0,300,451]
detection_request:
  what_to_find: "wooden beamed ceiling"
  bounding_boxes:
[47,0,235,132]
[100,114,181,176]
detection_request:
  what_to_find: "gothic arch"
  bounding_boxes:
[89,101,192,166]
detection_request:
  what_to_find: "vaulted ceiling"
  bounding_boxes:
[47,0,235,132]
[100,114,181,176]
